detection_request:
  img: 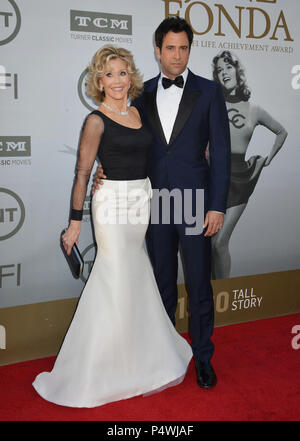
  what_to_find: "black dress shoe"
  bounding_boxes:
[195,360,217,389]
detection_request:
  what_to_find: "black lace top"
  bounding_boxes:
[71,109,152,213]
[91,110,152,180]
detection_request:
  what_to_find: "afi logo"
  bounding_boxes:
[77,68,96,111]
[0,263,21,288]
[0,65,18,99]
[0,188,25,241]
[0,0,21,45]
[291,325,300,350]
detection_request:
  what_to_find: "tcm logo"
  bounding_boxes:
[70,10,132,35]
[0,325,6,350]
[0,0,21,45]
[0,136,31,157]
[0,188,25,241]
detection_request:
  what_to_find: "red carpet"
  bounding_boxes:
[0,314,299,421]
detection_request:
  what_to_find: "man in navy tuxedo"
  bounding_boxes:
[95,17,230,388]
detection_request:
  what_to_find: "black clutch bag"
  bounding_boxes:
[60,229,84,279]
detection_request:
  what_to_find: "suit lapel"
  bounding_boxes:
[169,71,201,145]
[144,70,202,146]
[145,85,167,145]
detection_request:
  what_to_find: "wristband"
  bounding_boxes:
[71,209,83,221]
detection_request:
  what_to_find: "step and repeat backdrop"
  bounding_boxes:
[1,0,300,364]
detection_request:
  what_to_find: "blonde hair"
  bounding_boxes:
[86,45,143,103]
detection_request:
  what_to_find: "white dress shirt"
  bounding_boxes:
[156,69,224,215]
[156,69,188,144]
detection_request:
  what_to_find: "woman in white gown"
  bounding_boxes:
[32,46,192,408]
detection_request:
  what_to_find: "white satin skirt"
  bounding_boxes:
[33,178,193,408]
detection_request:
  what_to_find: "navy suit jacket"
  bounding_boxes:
[132,69,231,214]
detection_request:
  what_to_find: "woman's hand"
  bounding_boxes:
[92,164,106,195]
[62,221,81,256]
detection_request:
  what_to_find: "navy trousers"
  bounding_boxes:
[145,197,215,363]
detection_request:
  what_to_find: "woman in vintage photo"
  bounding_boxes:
[211,50,288,280]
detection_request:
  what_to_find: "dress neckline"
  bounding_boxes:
[225,95,244,104]
[92,109,143,131]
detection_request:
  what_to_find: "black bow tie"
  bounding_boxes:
[162,75,184,89]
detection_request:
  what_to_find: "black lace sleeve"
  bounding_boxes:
[71,114,104,218]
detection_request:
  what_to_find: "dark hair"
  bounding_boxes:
[155,17,193,50]
[212,50,251,102]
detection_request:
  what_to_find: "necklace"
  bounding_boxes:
[102,102,129,116]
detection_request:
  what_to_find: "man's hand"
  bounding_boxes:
[203,210,224,237]
[91,163,106,195]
